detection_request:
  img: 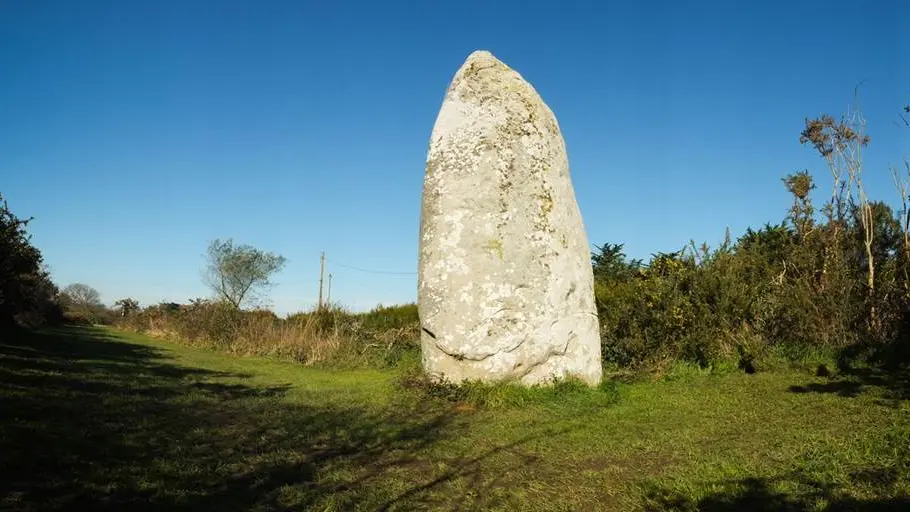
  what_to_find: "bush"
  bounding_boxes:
[0,193,63,329]
[593,198,910,372]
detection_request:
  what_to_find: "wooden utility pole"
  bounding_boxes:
[327,273,333,306]
[318,251,325,310]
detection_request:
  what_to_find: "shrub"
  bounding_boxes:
[0,193,63,329]
[593,193,910,372]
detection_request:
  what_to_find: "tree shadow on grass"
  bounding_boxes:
[650,343,910,512]
[788,380,865,398]
[642,471,910,511]
[784,339,910,405]
[788,362,909,405]
[0,327,559,511]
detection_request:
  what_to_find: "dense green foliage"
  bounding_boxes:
[593,108,910,373]
[593,198,910,370]
[0,194,62,329]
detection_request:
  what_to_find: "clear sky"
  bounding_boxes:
[2,1,908,315]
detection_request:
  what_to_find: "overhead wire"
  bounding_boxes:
[324,257,417,276]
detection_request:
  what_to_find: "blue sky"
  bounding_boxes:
[1,1,908,314]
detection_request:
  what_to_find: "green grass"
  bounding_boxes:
[1,327,908,511]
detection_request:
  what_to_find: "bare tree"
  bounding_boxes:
[894,95,910,299]
[801,115,853,229]
[850,111,877,333]
[61,283,102,309]
[800,97,875,328]
[203,238,287,309]
[891,163,909,259]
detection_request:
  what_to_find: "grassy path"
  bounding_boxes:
[1,327,908,511]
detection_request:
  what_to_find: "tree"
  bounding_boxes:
[893,98,910,298]
[891,163,909,260]
[800,100,876,330]
[0,193,62,329]
[203,238,287,309]
[61,283,102,310]
[782,170,816,240]
[114,298,140,317]
[799,112,869,227]
[591,243,641,282]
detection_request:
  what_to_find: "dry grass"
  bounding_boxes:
[118,301,419,367]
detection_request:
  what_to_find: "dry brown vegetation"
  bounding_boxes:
[118,300,420,368]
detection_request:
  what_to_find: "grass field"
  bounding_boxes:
[1,327,908,511]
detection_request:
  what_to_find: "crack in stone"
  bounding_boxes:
[434,342,496,362]
[458,310,588,366]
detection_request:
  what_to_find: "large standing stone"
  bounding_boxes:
[418,50,602,386]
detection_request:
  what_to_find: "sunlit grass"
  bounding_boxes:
[1,326,907,511]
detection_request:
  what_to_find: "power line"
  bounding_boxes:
[325,257,417,275]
